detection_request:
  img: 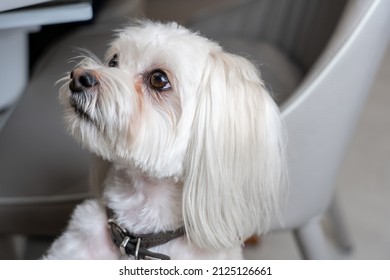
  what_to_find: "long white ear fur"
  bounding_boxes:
[183,51,286,249]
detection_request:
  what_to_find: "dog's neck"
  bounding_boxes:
[103,165,183,235]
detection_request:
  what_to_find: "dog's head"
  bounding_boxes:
[59,21,286,249]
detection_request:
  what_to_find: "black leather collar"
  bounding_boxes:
[106,207,185,260]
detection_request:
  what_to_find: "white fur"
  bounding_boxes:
[45,21,285,260]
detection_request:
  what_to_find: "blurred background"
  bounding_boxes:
[0,0,389,259]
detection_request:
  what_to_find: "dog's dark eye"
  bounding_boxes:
[108,54,118,67]
[149,70,171,91]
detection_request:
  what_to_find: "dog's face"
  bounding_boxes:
[59,21,285,249]
[60,22,215,178]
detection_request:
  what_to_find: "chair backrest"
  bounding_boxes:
[274,0,390,230]
[189,0,347,74]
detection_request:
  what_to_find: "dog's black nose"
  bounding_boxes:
[69,68,98,93]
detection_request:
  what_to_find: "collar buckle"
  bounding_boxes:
[118,235,141,259]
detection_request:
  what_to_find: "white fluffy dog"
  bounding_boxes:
[44,21,285,260]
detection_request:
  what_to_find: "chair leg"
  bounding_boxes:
[293,216,330,259]
[328,197,353,252]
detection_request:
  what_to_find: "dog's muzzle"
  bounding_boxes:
[67,68,98,121]
[69,68,98,93]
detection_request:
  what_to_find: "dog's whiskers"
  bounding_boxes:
[71,47,103,68]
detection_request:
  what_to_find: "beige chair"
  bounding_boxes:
[189,0,390,259]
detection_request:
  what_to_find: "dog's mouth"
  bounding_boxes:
[69,91,94,122]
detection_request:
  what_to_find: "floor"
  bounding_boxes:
[2,0,390,260]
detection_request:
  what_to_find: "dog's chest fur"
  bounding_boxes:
[103,166,183,235]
